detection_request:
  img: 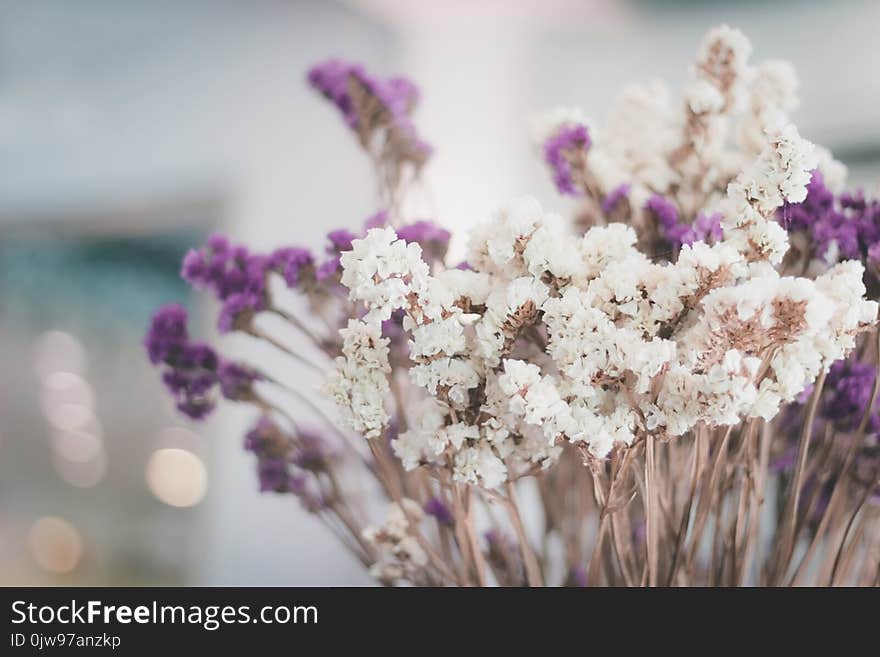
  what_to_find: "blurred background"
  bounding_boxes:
[1,0,878,585]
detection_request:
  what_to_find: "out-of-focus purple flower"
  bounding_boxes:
[424,496,453,526]
[780,170,880,266]
[308,60,363,128]
[217,292,257,333]
[245,416,293,492]
[381,309,406,339]
[256,458,292,493]
[868,242,880,269]
[601,183,630,216]
[543,124,591,196]
[144,304,220,419]
[315,227,358,282]
[292,430,330,472]
[363,210,389,230]
[316,257,343,282]
[397,220,451,263]
[796,383,815,405]
[770,443,798,474]
[218,361,261,402]
[396,220,450,245]
[268,246,314,288]
[646,194,681,242]
[823,359,877,432]
[647,194,721,249]
[566,566,588,587]
[144,303,189,365]
[692,212,723,244]
[181,234,269,333]
[327,229,356,253]
[244,417,329,509]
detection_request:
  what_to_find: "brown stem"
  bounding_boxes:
[464,487,489,586]
[668,429,706,585]
[774,369,827,583]
[684,425,733,578]
[644,434,660,587]
[504,481,544,586]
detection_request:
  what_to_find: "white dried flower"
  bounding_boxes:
[340,227,430,323]
[323,319,391,438]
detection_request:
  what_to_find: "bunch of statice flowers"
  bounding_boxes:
[145,27,880,586]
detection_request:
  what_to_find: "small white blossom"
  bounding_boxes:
[340,227,430,323]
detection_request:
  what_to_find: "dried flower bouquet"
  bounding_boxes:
[145,26,880,586]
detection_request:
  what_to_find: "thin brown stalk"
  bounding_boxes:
[464,487,489,586]
[268,305,325,349]
[730,468,752,586]
[829,474,878,585]
[368,441,461,586]
[834,520,867,586]
[774,369,827,583]
[504,481,544,586]
[609,510,637,586]
[247,325,326,374]
[788,432,865,585]
[791,331,880,584]
[644,434,660,587]
[684,425,733,578]
[667,429,706,585]
[738,420,770,585]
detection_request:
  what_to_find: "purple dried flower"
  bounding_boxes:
[307,59,432,163]
[543,124,591,196]
[770,443,798,474]
[316,256,343,282]
[218,361,261,401]
[245,417,293,492]
[181,234,269,332]
[255,457,291,493]
[868,242,880,268]
[397,220,450,246]
[363,210,389,230]
[423,496,453,526]
[144,304,220,419]
[397,220,451,263]
[326,229,356,254]
[691,212,723,244]
[645,194,722,250]
[780,170,880,266]
[601,183,630,216]
[291,430,330,472]
[244,417,329,508]
[268,246,314,288]
[217,292,258,334]
[144,303,189,365]
[566,566,588,587]
[308,59,363,128]
[823,359,877,431]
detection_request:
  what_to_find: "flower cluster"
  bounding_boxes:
[308,59,431,206]
[781,170,880,278]
[181,234,315,333]
[329,195,876,484]
[244,416,329,511]
[143,34,880,587]
[362,499,429,583]
[144,304,260,418]
[536,25,847,263]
